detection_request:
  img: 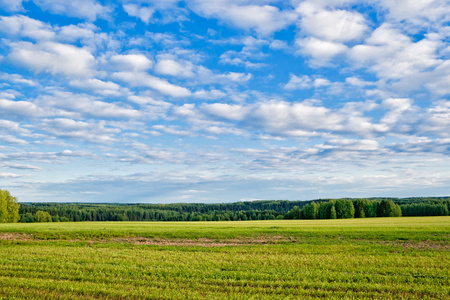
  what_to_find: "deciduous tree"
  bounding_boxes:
[0,189,20,223]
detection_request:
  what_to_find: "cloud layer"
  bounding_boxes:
[0,0,449,202]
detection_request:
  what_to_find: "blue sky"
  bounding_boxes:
[0,0,449,203]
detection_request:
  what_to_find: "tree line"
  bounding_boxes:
[284,198,403,219]
[15,196,450,223]
[1,189,448,223]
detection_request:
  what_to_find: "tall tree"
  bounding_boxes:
[377,199,402,217]
[335,199,355,219]
[353,199,366,218]
[0,189,20,223]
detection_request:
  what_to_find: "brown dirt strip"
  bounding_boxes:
[1,232,449,249]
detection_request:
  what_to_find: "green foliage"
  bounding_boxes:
[363,201,378,218]
[0,189,20,223]
[20,213,35,223]
[301,202,319,219]
[353,199,366,218]
[35,210,52,222]
[284,206,301,219]
[335,199,355,219]
[401,202,449,216]
[17,197,450,222]
[377,199,402,217]
[318,200,336,219]
[330,205,337,219]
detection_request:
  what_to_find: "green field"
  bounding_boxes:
[1,217,449,299]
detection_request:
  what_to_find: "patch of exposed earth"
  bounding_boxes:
[1,232,448,249]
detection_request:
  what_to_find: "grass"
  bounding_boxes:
[0,217,449,299]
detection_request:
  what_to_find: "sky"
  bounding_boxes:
[0,0,449,203]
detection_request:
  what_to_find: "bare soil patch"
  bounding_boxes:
[0,233,32,241]
[379,240,450,251]
[109,235,297,247]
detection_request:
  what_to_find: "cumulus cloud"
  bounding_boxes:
[350,24,440,80]
[0,15,56,41]
[154,58,195,78]
[32,0,112,21]
[110,54,153,72]
[37,91,141,119]
[153,54,253,86]
[297,3,369,43]
[8,41,96,77]
[39,118,120,143]
[0,98,48,119]
[284,74,331,89]
[296,37,347,66]
[0,72,37,86]
[204,126,246,136]
[378,0,450,28]
[202,103,248,121]
[123,4,155,24]
[152,125,192,136]
[113,71,191,97]
[69,78,122,96]
[0,0,24,12]
[188,0,298,36]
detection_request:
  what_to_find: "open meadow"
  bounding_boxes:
[0,217,449,299]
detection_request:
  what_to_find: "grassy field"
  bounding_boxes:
[0,217,449,299]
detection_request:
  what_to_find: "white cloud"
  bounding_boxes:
[0,134,28,145]
[219,50,267,69]
[0,15,56,41]
[39,118,119,143]
[32,0,112,21]
[296,37,347,66]
[193,89,226,100]
[424,60,450,96]
[378,0,450,28]
[0,0,24,12]
[69,78,122,96]
[113,71,191,97]
[349,24,440,80]
[121,142,186,164]
[297,4,369,43]
[123,4,155,24]
[3,163,42,171]
[0,172,23,178]
[204,126,246,136]
[38,91,141,119]
[202,103,248,121]
[0,73,37,86]
[8,41,96,77]
[154,59,195,78]
[110,54,153,72]
[189,0,298,36]
[152,125,192,136]
[345,76,376,87]
[58,23,97,42]
[269,39,289,50]
[284,74,331,89]
[420,100,450,136]
[0,98,48,119]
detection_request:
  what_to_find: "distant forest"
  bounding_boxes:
[18,197,450,223]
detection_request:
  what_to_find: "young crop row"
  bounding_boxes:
[0,217,449,299]
[0,241,448,299]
